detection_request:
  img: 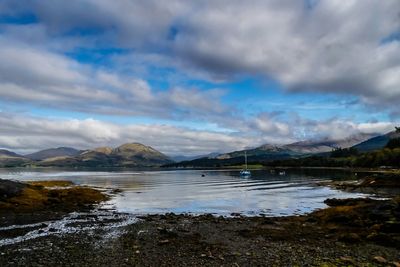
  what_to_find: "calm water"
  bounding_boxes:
[0,168,369,216]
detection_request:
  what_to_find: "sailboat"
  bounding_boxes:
[240,151,251,177]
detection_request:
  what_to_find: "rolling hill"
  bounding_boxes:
[110,143,173,166]
[353,130,400,152]
[25,147,82,161]
[0,149,30,167]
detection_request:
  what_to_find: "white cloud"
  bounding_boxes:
[299,118,396,140]
[0,112,396,156]
[171,0,400,109]
[0,37,230,121]
[0,112,252,156]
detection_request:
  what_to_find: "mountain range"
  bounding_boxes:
[0,143,172,168]
[165,131,399,167]
[353,130,400,152]
[0,130,398,168]
[215,133,376,160]
[25,147,82,161]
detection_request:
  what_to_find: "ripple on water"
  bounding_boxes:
[0,169,371,218]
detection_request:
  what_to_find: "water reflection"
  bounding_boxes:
[0,168,369,216]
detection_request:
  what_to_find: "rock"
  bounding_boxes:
[158,239,170,245]
[111,188,123,194]
[381,221,400,233]
[340,256,356,265]
[373,256,387,264]
[157,227,178,238]
[326,197,382,207]
[367,233,397,247]
[370,224,381,231]
[0,179,27,200]
[338,233,361,243]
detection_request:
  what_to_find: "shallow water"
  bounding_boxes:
[0,168,369,216]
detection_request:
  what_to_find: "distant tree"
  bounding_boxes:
[385,137,400,149]
[396,127,400,133]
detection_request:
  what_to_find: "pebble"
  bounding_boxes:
[373,256,387,264]
[340,256,356,265]
[158,239,170,245]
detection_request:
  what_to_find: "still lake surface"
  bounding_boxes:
[0,168,369,216]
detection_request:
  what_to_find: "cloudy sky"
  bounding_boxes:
[0,0,399,156]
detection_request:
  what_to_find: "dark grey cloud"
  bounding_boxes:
[1,0,399,112]
[172,1,400,109]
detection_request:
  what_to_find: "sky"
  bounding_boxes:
[0,0,399,156]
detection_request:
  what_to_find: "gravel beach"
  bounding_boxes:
[0,176,399,266]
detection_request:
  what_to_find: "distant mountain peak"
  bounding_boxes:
[115,142,155,151]
[0,149,29,167]
[0,149,24,158]
[282,133,378,153]
[353,130,400,152]
[112,143,165,156]
[110,143,172,166]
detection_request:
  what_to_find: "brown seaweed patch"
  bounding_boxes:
[0,180,109,213]
[27,180,74,188]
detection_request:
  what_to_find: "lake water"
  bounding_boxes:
[0,168,369,216]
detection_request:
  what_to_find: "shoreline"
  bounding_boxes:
[0,175,399,266]
[2,165,399,173]
[1,198,399,266]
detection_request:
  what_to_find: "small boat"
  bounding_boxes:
[240,151,251,177]
[240,169,251,176]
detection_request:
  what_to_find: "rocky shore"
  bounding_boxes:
[0,176,399,266]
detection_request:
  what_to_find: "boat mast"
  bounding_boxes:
[244,151,248,170]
